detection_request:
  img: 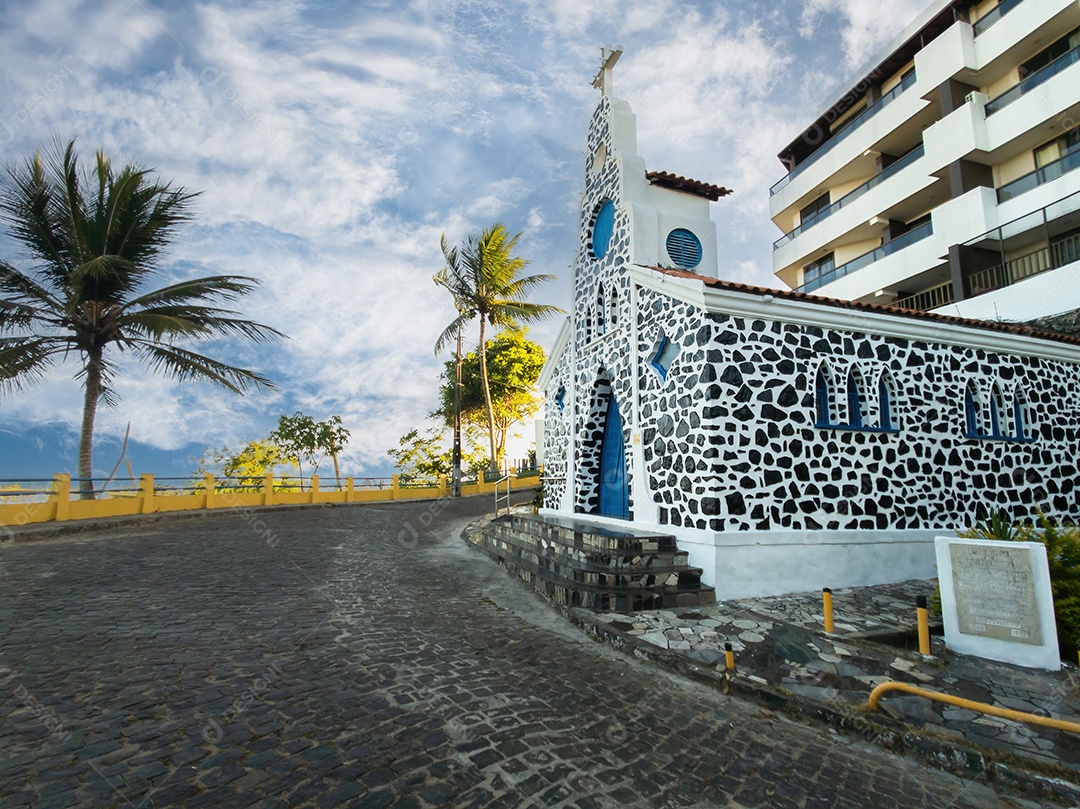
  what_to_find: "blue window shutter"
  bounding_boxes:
[847,373,862,428]
[1013,397,1026,439]
[665,228,702,269]
[964,385,978,436]
[592,200,615,260]
[815,370,830,426]
[879,377,892,430]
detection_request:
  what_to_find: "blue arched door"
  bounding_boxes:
[598,395,629,519]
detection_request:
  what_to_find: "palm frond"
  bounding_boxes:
[131,341,276,394]
[0,335,63,396]
[0,262,63,311]
[124,275,262,308]
[434,311,471,356]
[117,306,284,344]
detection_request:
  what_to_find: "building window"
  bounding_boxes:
[846,370,864,428]
[878,370,897,431]
[609,285,618,327]
[596,283,606,336]
[592,199,615,260]
[1035,128,1080,170]
[989,384,1005,438]
[1020,27,1080,79]
[555,385,566,412]
[803,252,835,289]
[964,382,980,437]
[665,228,702,270]
[800,193,831,228]
[815,367,833,426]
[650,332,680,381]
[1013,394,1027,440]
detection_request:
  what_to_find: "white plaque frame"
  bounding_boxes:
[935,537,1060,671]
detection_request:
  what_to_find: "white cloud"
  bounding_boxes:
[800,0,932,72]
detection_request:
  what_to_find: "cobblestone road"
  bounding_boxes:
[0,497,1046,807]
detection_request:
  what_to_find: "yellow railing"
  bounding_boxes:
[867,681,1080,734]
[0,472,541,529]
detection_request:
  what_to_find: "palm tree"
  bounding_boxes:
[434,223,561,476]
[0,139,282,498]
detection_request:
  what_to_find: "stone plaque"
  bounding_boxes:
[949,543,1042,645]
[935,537,1060,671]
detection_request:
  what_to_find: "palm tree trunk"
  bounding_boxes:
[452,323,463,497]
[78,348,104,500]
[478,318,499,477]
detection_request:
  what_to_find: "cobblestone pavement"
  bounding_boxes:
[0,498,1052,808]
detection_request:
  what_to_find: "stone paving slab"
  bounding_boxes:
[0,498,1055,807]
[582,578,1080,781]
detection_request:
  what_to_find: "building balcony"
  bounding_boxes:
[773,145,926,250]
[958,187,1080,298]
[796,221,934,294]
[985,42,1080,115]
[972,0,1026,36]
[894,280,955,311]
[998,149,1080,203]
[770,71,918,198]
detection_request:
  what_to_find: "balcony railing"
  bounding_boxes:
[985,43,1080,115]
[965,231,1080,297]
[770,71,917,197]
[797,221,934,294]
[893,281,955,311]
[997,148,1080,202]
[772,145,925,250]
[972,0,1025,36]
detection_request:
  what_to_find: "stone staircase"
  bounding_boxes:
[477,514,716,612]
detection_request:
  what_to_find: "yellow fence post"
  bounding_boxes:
[392,475,401,501]
[139,474,156,514]
[311,475,320,505]
[724,642,736,671]
[917,595,931,655]
[264,474,275,506]
[822,588,835,634]
[203,474,216,509]
[53,474,71,522]
[345,477,354,503]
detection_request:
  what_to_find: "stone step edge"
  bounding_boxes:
[569,609,1080,807]
[481,548,717,599]
[499,517,679,552]
[480,532,697,574]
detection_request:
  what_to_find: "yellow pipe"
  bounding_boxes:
[916,595,931,656]
[867,681,1080,734]
[822,588,834,634]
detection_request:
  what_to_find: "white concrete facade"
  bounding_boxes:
[770,0,1080,321]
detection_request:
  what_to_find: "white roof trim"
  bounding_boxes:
[537,316,572,391]
[628,266,1080,364]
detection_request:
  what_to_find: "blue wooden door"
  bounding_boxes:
[598,395,629,519]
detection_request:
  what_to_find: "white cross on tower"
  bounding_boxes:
[591,45,623,96]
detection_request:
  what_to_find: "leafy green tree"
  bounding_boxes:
[0,139,281,498]
[434,223,561,474]
[222,440,298,482]
[268,411,350,488]
[437,331,544,464]
[387,421,487,482]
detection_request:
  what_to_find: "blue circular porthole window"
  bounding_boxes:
[592,200,615,260]
[666,228,702,269]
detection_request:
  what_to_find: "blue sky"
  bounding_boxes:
[0,0,931,480]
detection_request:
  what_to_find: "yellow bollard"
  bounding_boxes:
[822,588,834,634]
[917,595,931,655]
[724,642,735,671]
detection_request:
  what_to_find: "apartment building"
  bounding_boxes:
[769,0,1080,322]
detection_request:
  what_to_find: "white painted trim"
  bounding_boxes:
[537,317,572,391]
[628,265,1080,364]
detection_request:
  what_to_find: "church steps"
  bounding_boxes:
[478,514,715,612]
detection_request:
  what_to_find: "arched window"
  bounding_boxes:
[1013,392,1028,440]
[989,384,1005,438]
[964,381,980,437]
[649,330,680,382]
[609,285,618,327]
[878,370,896,431]
[846,369,864,428]
[815,367,833,426]
[596,283,606,336]
[592,200,615,260]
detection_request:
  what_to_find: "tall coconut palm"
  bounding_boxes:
[435,223,561,476]
[0,139,282,498]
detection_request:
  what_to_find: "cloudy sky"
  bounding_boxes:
[0,0,932,480]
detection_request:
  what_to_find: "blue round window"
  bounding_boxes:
[592,200,615,260]
[666,228,702,269]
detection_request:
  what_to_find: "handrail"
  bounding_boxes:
[972,0,1025,36]
[797,221,934,294]
[494,474,512,517]
[986,43,1080,115]
[867,681,1080,734]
